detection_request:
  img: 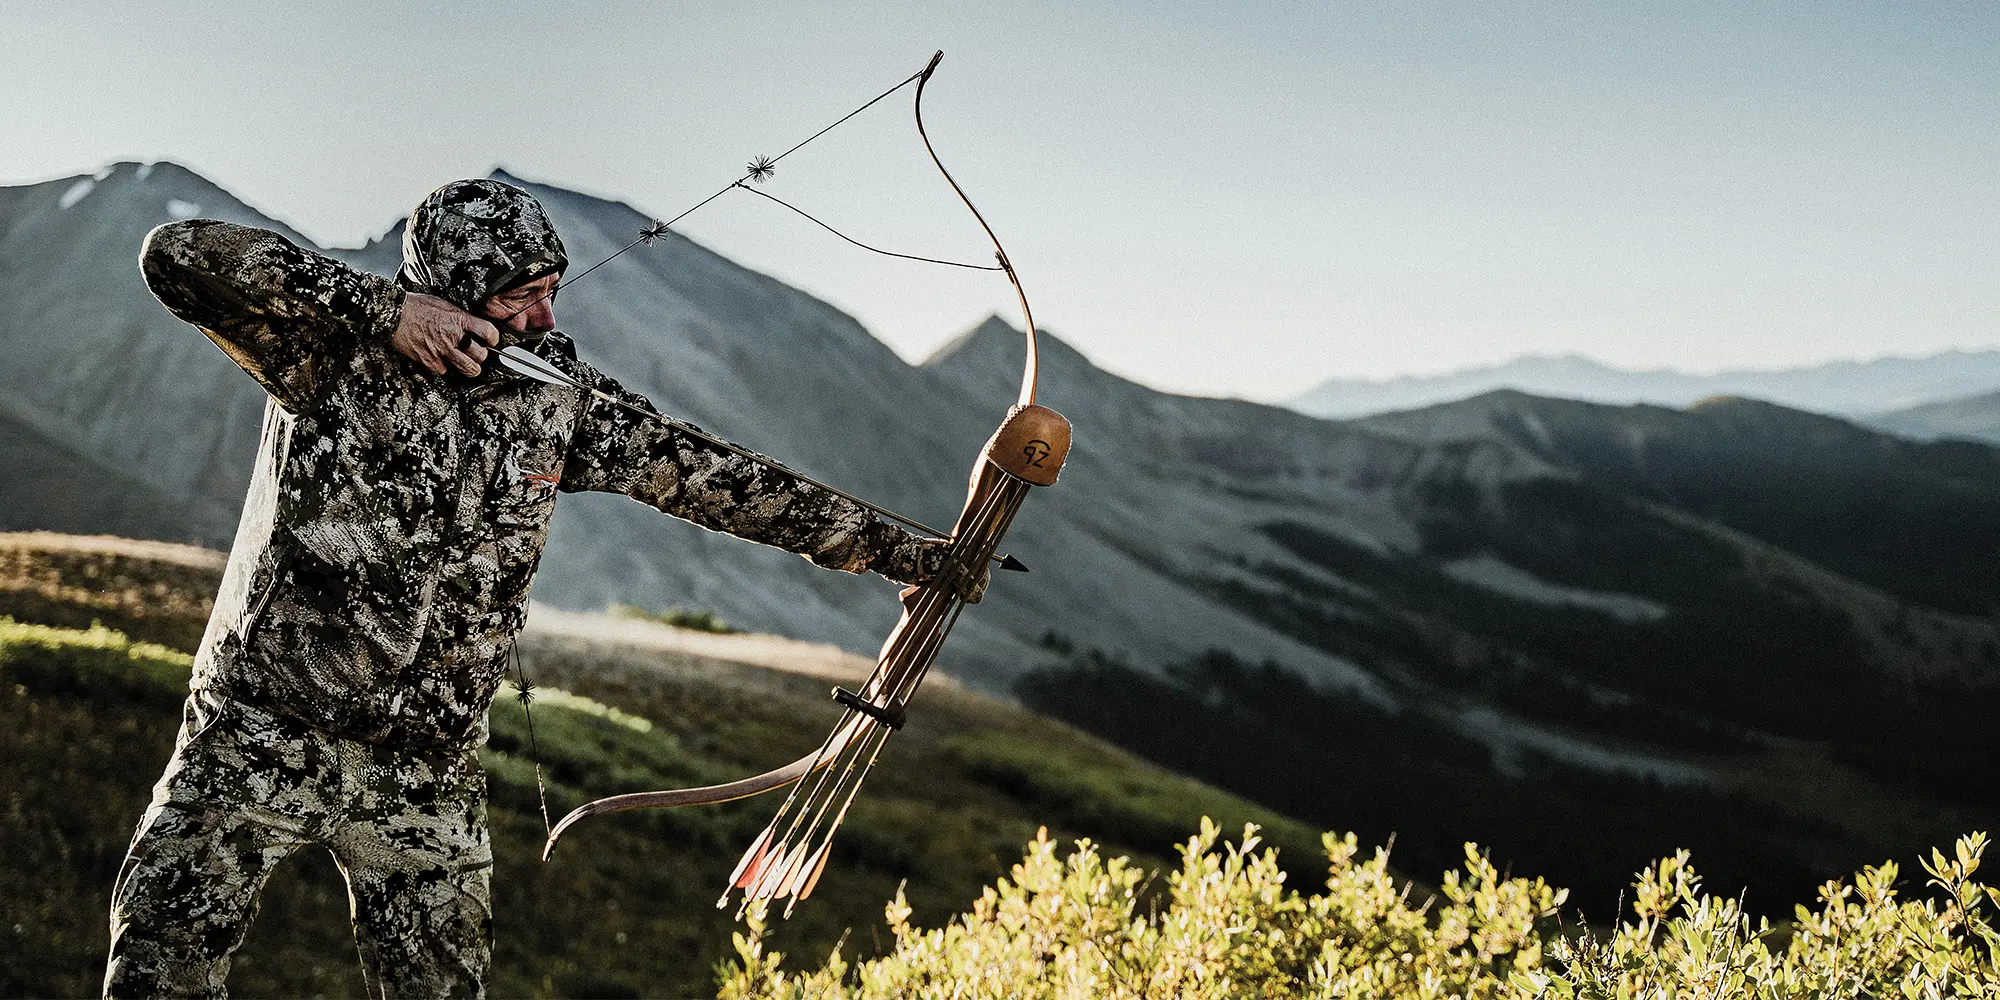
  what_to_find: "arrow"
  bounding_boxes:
[495,345,1026,571]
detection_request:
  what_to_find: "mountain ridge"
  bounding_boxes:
[1357,388,2000,618]
[1292,349,2000,419]
[1866,388,2000,445]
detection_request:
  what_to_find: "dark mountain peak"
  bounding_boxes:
[923,314,1087,372]
[920,312,1013,366]
[47,159,318,250]
[1356,387,1641,445]
[922,313,1197,424]
[13,159,236,214]
[1370,385,1901,449]
[1680,394,1887,439]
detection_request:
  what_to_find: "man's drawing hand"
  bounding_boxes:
[392,292,499,376]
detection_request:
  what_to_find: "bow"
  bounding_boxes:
[535,52,1072,918]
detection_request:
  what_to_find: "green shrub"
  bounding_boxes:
[718,821,1999,998]
[1531,832,2000,998]
[612,603,740,634]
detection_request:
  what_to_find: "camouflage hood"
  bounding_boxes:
[398,178,567,314]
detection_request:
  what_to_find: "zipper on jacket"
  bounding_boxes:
[241,549,291,645]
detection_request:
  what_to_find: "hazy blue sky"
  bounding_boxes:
[7,1,1996,400]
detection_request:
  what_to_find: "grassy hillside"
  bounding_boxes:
[0,533,1322,998]
[1016,641,1999,922]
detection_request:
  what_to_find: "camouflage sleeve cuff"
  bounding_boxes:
[360,278,407,343]
[862,525,948,587]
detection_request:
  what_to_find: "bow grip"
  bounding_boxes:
[985,404,1071,486]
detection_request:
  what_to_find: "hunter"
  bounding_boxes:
[105,178,953,998]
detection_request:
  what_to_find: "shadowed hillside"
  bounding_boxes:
[1361,389,2000,616]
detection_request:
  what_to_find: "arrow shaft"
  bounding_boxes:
[581,385,956,540]
[499,346,1022,568]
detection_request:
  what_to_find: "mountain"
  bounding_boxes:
[0,162,283,527]
[1356,390,2000,617]
[1865,389,2000,445]
[1289,351,2000,420]
[0,162,1390,690]
[7,162,1999,910]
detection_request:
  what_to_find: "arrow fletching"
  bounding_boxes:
[497,345,580,389]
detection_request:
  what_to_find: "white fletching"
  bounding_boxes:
[497,346,580,389]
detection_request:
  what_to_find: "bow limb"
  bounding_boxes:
[719,402,1071,915]
[542,712,873,861]
[708,53,1075,916]
[915,50,1039,408]
[541,754,817,862]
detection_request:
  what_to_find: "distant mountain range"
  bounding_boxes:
[4,162,1995,909]
[1866,390,2000,445]
[1290,351,2000,421]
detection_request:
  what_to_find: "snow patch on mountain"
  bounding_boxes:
[58,179,94,209]
[1443,554,1668,623]
[1456,706,1708,784]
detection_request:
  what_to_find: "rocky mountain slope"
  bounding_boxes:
[1358,390,2000,617]
[0,161,1524,694]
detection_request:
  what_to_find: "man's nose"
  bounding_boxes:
[524,298,555,332]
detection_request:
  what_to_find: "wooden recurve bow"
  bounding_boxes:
[540,53,1072,919]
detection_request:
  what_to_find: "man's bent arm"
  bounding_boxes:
[561,374,943,586]
[140,220,404,411]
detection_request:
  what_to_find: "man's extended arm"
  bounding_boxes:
[561,372,945,586]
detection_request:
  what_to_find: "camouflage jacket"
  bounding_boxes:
[141,220,940,754]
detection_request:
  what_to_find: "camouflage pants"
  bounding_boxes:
[104,693,493,999]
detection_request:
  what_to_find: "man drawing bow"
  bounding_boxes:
[104,178,950,999]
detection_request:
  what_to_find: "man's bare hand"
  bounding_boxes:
[390,292,499,376]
